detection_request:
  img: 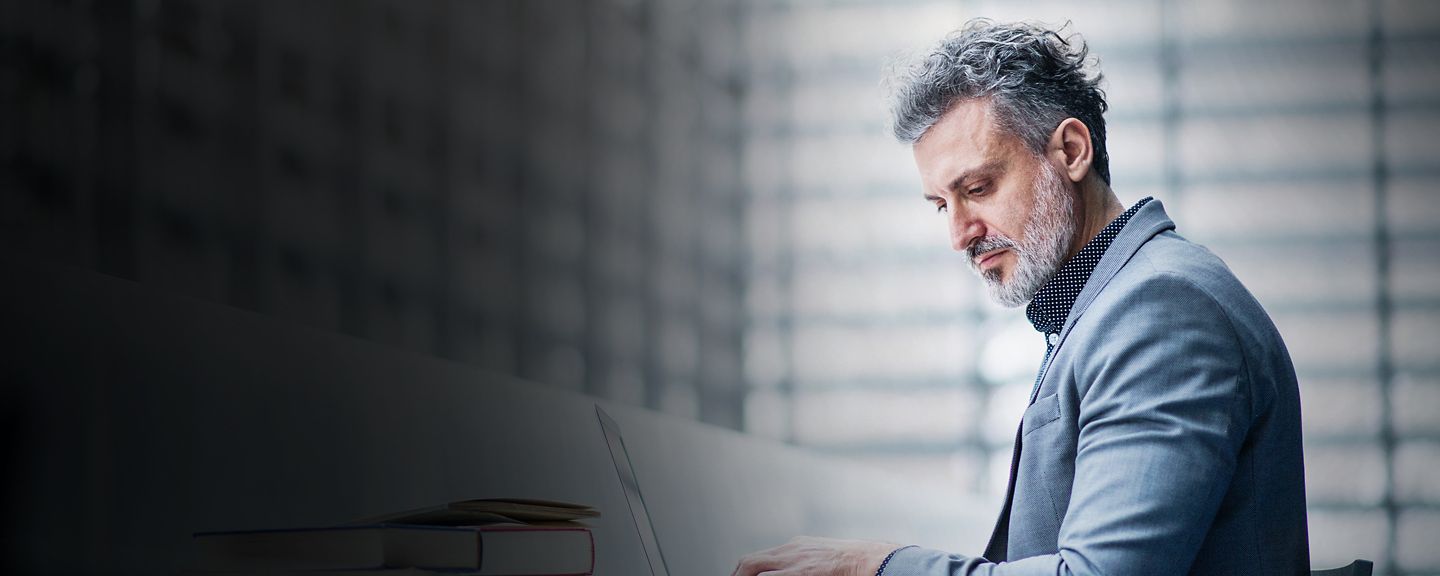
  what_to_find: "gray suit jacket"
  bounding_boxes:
[884,200,1310,575]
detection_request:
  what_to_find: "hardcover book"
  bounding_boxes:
[192,523,593,575]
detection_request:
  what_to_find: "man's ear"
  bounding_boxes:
[1049,118,1093,184]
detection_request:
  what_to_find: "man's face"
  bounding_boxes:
[912,99,1076,307]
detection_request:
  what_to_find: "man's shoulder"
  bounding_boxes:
[1079,229,1278,346]
[1130,230,1232,284]
[1104,230,1246,303]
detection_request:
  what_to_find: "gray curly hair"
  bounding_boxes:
[888,19,1111,185]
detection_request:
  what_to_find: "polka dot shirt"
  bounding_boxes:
[1025,197,1154,339]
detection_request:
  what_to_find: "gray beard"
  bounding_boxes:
[966,162,1076,308]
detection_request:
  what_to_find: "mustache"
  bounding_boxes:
[966,236,1018,263]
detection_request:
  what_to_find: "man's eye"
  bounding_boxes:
[967,186,986,196]
[935,203,948,213]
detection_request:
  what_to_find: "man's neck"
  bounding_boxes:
[1067,177,1125,259]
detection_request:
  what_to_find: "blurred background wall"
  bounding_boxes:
[0,0,750,426]
[3,0,1438,574]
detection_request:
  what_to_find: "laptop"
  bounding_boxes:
[595,405,673,576]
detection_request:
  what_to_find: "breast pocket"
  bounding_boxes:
[1022,393,1061,437]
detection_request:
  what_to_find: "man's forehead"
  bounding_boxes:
[914,99,1014,180]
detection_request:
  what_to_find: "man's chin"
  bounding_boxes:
[991,295,1032,309]
[984,280,1033,308]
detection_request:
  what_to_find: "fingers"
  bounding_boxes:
[733,536,861,576]
[732,550,782,576]
[733,537,813,576]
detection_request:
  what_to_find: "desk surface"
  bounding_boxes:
[0,256,993,574]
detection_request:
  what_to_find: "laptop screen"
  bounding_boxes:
[596,405,672,576]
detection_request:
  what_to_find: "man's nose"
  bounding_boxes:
[948,210,984,253]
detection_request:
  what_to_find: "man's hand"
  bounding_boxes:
[731,536,900,576]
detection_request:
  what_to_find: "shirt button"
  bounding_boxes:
[1048,333,1059,345]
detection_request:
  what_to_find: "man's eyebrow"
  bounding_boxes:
[945,161,1002,192]
[922,161,1001,202]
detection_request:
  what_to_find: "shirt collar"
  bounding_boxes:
[1025,196,1154,336]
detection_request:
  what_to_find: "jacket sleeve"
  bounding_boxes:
[881,266,1252,576]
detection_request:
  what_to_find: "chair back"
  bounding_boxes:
[1311,559,1373,576]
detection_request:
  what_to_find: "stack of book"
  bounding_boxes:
[190,498,598,576]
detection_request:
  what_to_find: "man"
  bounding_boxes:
[733,20,1309,576]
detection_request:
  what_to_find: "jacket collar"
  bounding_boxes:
[1063,198,1177,336]
[1027,199,1176,403]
